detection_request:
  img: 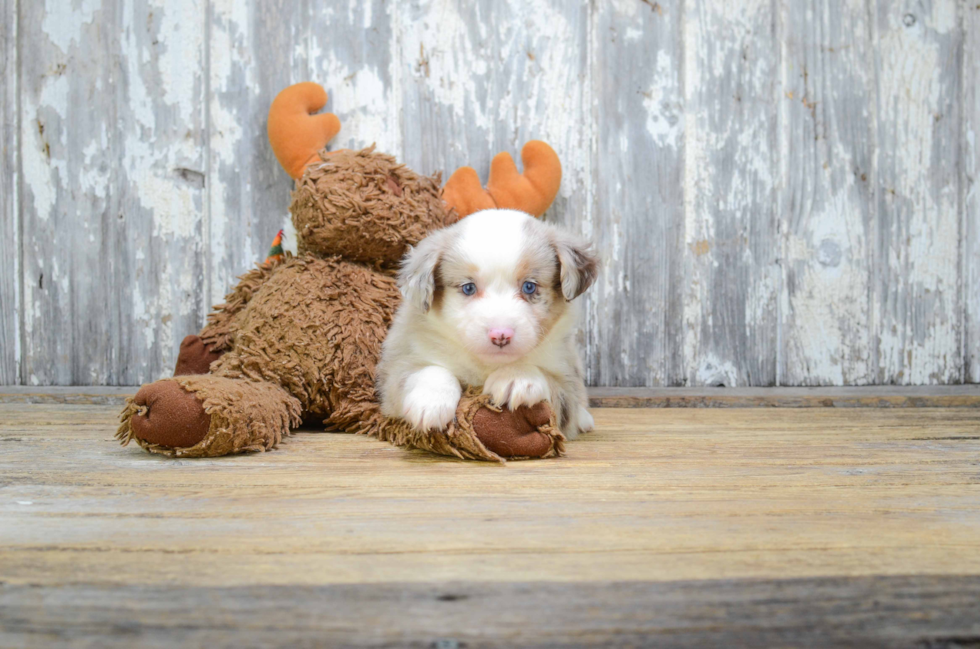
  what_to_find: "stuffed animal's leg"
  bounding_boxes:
[173,335,224,375]
[118,375,301,458]
[364,387,565,462]
[468,399,565,459]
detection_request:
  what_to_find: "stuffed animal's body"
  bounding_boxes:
[116,83,568,461]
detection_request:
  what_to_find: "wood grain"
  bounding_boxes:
[2,0,979,388]
[874,0,963,384]
[3,404,980,588]
[965,2,979,384]
[395,0,591,204]
[2,577,979,648]
[0,386,137,405]
[18,1,208,386]
[682,0,780,387]
[310,0,399,155]
[3,402,980,644]
[0,0,18,385]
[779,0,875,385]
[592,0,685,387]
[587,384,980,408]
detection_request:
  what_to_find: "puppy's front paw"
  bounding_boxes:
[483,366,551,410]
[403,385,459,431]
[402,367,462,432]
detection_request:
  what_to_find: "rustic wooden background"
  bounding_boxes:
[1,0,977,387]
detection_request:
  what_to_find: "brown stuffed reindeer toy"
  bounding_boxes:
[116,82,567,462]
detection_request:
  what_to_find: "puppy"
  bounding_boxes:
[377,209,599,438]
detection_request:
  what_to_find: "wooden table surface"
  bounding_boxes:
[2,401,979,647]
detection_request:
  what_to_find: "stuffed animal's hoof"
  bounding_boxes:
[473,402,558,458]
[174,335,223,375]
[129,381,211,448]
[119,375,302,458]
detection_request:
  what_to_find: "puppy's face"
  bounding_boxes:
[400,209,598,365]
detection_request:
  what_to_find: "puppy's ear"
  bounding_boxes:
[399,231,445,313]
[552,229,599,301]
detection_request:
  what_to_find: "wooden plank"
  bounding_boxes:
[591,0,684,386]
[3,404,980,588]
[19,0,208,386]
[393,0,594,372]
[779,0,875,385]
[0,0,18,385]
[308,0,399,154]
[0,386,136,405]
[206,0,309,309]
[874,0,963,384]
[394,0,590,194]
[588,385,980,407]
[2,576,979,648]
[682,0,780,387]
[965,3,980,383]
[3,385,980,408]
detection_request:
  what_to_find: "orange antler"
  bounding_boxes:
[267,82,341,179]
[442,141,562,220]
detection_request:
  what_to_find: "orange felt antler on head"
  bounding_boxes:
[442,140,562,220]
[267,82,342,179]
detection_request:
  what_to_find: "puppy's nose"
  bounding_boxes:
[489,327,514,348]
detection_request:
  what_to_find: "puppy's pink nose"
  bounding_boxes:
[489,327,514,348]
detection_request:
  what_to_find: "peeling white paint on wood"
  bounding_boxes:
[395,0,591,188]
[593,0,684,386]
[206,0,305,310]
[0,0,18,384]
[965,2,980,384]
[682,0,780,387]
[2,0,978,386]
[779,0,875,386]
[874,0,962,384]
[19,0,207,385]
[310,0,400,156]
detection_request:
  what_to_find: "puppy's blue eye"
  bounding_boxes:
[461,283,477,296]
[522,281,537,296]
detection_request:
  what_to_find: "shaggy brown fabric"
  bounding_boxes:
[174,335,224,375]
[369,388,500,462]
[118,375,301,458]
[206,255,399,421]
[200,259,283,353]
[374,387,564,462]
[290,147,455,265]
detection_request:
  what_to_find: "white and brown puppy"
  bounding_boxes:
[377,209,599,438]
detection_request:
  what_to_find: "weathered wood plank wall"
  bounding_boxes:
[1,0,18,385]
[781,0,875,386]
[966,2,979,384]
[18,0,209,385]
[593,0,683,386]
[876,1,963,385]
[2,0,977,387]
